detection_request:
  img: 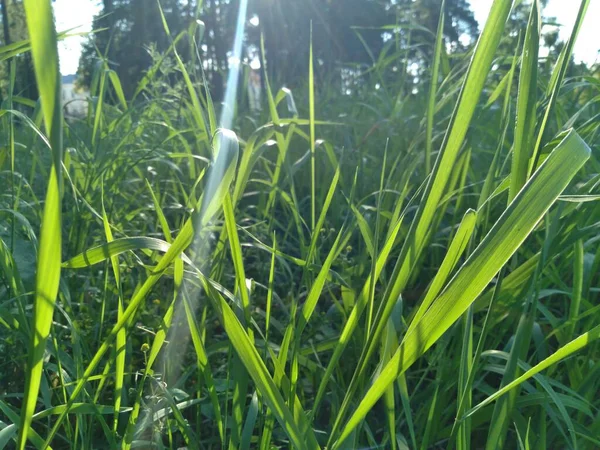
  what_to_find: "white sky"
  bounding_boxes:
[53,0,600,75]
[470,0,599,65]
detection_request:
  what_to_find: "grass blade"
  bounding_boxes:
[18,0,63,447]
[464,322,600,419]
[425,0,445,174]
[509,0,539,202]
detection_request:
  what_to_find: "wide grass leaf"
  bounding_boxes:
[18,1,63,448]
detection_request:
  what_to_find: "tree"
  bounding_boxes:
[0,0,37,101]
[249,0,478,87]
[78,0,194,97]
[77,0,480,100]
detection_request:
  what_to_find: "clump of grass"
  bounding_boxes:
[1,0,599,448]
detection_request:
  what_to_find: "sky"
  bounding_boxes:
[470,0,600,65]
[53,0,600,75]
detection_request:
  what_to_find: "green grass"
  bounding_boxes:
[1,0,600,448]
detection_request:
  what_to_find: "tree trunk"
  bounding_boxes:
[1,0,11,46]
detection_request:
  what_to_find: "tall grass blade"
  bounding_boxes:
[18,0,63,447]
[309,22,316,231]
[100,184,125,434]
[425,0,445,174]
[509,0,539,202]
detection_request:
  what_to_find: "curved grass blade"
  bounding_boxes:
[211,286,320,449]
[62,237,189,268]
[463,323,600,420]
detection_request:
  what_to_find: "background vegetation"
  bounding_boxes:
[0,0,599,448]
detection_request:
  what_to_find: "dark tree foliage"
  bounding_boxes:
[78,0,194,97]
[77,0,479,99]
[248,0,392,85]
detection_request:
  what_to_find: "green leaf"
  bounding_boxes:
[195,129,240,229]
[213,286,320,449]
[531,0,590,167]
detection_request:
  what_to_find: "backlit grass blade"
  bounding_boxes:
[211,286,320,449]
[351,205,375,259]
[222,193,251,447]
[232,133,271,206]
[18,0,63,448]
[297,229,344,338]
[464,323,600,419]
[306,167,340,264]
[408,208,476,330]
[62,237,188,268]
[265,233,276,347]
[196,129,240,229]
[333,129,590,448]
[107,70,128,111]
[509,0,539,202]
